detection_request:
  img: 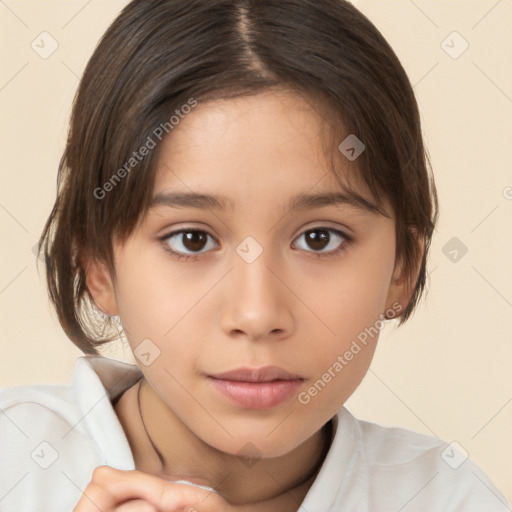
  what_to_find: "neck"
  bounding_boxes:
[122,378,333,507]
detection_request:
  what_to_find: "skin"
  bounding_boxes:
[83,89,420,511]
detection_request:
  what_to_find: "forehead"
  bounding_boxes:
[151,90,389,217]
[159,90,329,159]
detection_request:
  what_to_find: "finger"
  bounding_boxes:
[74,488,157,512]
[86,466,228,512]
[74,474,158,511]
[116,499,157,512]
[73,481,121,511]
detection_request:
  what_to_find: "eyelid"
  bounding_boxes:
[293,220,354,239]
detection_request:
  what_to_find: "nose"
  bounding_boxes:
[220,246,294,342]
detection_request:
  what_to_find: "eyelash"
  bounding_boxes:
[159,227,352,262]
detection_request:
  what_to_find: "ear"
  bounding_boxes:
[384,230,424,318]
[83,257,119,316]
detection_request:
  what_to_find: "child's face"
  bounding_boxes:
[94,89,410,457]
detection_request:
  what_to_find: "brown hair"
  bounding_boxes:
[37,0,439,355]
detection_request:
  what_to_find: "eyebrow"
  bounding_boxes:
[149,190,383,215]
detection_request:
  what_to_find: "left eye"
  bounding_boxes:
[293,228,347,254]
[162,229,217,255]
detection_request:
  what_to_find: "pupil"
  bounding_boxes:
[307,230,329,250]
[183,232,206,251]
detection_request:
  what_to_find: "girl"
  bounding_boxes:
[0,0,508,510]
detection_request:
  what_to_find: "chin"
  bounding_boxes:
[199,427,304,460]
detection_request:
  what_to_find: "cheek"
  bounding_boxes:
[297,290,383,415]
[113,256,211,373]
[113,243,186,330]
[299,250,393,345]
[293,246,393,397]
[114,274,165,341]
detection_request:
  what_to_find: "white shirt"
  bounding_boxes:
[0,356,509,512]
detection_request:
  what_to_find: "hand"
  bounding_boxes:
[73,465,234,512]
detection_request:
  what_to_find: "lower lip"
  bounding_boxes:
[208,378,303,409]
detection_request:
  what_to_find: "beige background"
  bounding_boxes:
[1,0,511,502]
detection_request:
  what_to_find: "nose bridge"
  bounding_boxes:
[236,244,277,299]
[220,236,293,339]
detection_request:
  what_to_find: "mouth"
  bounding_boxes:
[208,365,304,382]
[206,366,305,409]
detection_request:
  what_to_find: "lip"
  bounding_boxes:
[207,366,304,409]
[208,366,303,382]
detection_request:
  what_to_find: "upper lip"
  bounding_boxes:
[208,366,303,382]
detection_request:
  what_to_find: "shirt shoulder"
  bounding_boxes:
[0,380,102,512]
[0,356,141,512]
[354,415,510,511]
[357,416,441,464]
